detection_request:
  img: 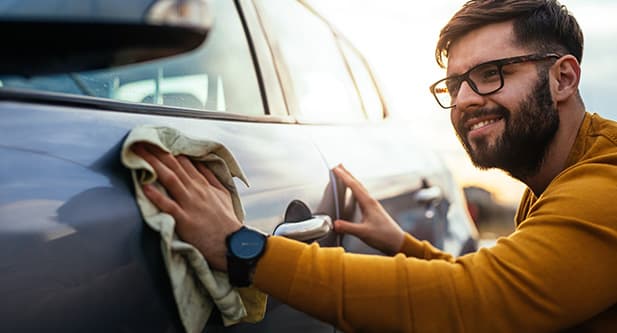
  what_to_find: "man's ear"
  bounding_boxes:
[551,55,581,103]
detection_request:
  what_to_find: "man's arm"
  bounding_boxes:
[132,143,418,265]
[133,143,617,332]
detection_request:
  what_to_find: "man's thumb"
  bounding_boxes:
[334,219,364,237]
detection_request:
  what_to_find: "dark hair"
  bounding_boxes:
[435,0,584,68]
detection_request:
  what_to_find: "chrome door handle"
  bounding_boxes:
[273,215,333,242]
[413,186,443,205]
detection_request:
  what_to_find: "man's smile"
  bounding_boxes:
[463,114,505,141]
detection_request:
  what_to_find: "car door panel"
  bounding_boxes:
[0,0,479,331]
[0,102,337,332]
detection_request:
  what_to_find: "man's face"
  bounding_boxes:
[446,21,559,179]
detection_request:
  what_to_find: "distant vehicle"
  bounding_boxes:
[463,186,516,236]
[0,0,478,332]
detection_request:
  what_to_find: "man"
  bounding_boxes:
[133,0,617,331]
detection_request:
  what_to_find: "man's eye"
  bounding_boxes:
[481,69,499,79]
[484,69,499,78]
[472,66,501,83]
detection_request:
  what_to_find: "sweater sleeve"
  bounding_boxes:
[253,163,617,332]
[397,232,454,261]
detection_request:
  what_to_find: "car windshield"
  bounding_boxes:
[0,0,264,116]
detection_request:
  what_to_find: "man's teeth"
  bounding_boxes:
[470,119,498,131]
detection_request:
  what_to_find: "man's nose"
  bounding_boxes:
[454,80,484,112]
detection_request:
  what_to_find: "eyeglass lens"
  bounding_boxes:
[433,62,504,108]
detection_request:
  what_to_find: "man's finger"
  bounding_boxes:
[333,165,374,205]
[142,144,194,188]
[177,155,208,185]
[142,183,184,218]
[334,219,366,238]
[196,163,228,193]
[133,144,189,200]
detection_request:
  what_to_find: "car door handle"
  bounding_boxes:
[413,186,444,205]
[273,215,333,242]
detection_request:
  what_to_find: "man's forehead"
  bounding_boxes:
[445,21,520,76]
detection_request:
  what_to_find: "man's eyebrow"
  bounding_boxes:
[446,61,476,78]
[446,57,496,77]
[445,69,465,79]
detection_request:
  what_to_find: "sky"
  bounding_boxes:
[308,0,617,205]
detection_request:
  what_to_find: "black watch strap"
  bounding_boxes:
[227,255,256,287]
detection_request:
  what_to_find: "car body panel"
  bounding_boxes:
[0,101,337,332]
[0,0,477,332]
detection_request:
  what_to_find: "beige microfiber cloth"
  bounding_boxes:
[120,125,267,333]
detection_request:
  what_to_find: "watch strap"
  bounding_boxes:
[227,254,256,287]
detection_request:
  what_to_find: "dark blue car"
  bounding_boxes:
[0,0,478,331]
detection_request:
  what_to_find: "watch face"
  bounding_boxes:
[229,227,266,259]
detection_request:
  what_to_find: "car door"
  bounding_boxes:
[0,0,339,332]
[251,0,477,260]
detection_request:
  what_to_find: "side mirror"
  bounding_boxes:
[0,0,213,75]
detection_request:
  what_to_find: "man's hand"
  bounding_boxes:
[333,165,405,255]
[132,143,242,271]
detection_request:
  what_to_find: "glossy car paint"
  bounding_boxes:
[0,0,478,332]
[0,101,336,332]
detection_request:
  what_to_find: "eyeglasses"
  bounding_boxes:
[429,53,561,109]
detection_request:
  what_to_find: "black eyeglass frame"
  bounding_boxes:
[429,53,562,109]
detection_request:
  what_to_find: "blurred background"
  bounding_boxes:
[307,0,617,239]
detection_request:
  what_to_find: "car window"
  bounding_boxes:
[255,0,365,122]
[0,0,265,117]
[338,39,385,121]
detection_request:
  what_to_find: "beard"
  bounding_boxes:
[454,71,559,180]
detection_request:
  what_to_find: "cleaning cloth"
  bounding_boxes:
[121,125,267,333]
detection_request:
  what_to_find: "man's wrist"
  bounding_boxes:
[226,226,269,287]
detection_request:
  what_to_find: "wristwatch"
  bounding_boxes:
[226,226,268,287]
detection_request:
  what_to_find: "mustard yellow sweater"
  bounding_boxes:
[253,113,617,332]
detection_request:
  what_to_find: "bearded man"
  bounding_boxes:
[135,1,617,331]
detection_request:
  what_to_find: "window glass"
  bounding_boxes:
[0,0,264,116]
[255,0,364,122]
[339,40,385,121]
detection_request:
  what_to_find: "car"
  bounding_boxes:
[0,0,478,332]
